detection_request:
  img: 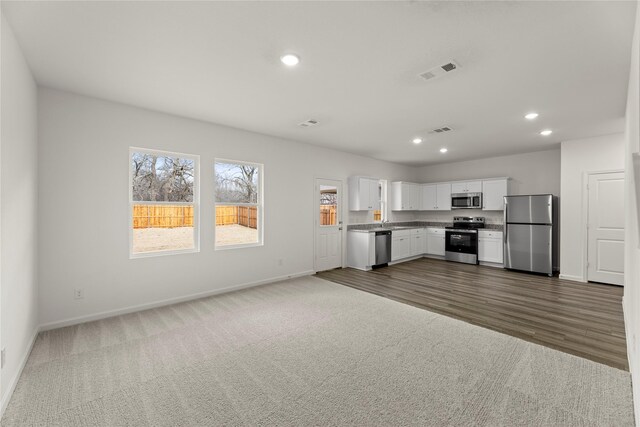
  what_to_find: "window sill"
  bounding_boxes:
[130,247,199,259]
[215,242,264,251]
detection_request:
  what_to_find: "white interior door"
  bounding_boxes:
[315,179,343,272]
[587,172,625,285]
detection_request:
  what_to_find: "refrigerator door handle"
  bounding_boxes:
[503,200,508,243]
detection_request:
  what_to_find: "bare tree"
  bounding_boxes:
[215,163,259,203]
[132,153,194,202]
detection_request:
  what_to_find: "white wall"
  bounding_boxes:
[623,3,640,420]
[37,88,417,327]
[414,149,561,224]
[0,14,39,413]
[559,134,625,282]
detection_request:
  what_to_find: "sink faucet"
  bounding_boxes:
[381,219,389,225]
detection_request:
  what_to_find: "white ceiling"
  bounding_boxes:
[2,1,636,166]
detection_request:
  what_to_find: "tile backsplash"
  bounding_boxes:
[348,210,416,225]
[347,209,502,225]
[414,210,504,224]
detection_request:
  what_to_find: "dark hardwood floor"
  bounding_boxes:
[317,258,628,370]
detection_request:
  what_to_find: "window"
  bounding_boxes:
[320,185,338,226]
[215,159,263,248]
[130,148,199,257]
[374,179,388,222]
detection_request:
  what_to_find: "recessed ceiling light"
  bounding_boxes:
[440,148,448,153]
[540,129,553,136]
[280,54,300,66]
[525,112,539,120]
[412,138,423,144]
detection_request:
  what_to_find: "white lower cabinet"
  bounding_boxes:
[391,232,411,261]
[478,230,503,264]
[426,228,446,256]
[410,229,427,256]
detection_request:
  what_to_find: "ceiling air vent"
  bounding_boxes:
[441,62,457,72]
[428,126,453,134]
[419,71,437,81]
[298,119,319,127]
[419,60,460,81]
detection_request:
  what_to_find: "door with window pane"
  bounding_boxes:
[315,179,342,271]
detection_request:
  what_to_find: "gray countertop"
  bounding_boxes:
[347,221,504,233]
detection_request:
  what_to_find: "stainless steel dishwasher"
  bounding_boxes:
[374,230,392,268]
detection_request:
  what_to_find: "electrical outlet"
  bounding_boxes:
[1,348,6,369]
[278,258,283,266]
[74,288,84,300]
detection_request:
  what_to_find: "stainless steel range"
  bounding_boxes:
[445,217,485,265]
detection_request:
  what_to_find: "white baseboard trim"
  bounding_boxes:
[623,296,633,372]
[479,261,504,268]
[622,296,640,423]
[559,273,586,282]
[389,255,424,265]
[39,270,315,331]
[0,327,39,419]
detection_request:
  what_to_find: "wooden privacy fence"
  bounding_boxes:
[134,205,343,229]
[133,205,258,229]
[318,206,378,225]
[320,205,337,226]
[133,205,194,228]
[215,206,257,229]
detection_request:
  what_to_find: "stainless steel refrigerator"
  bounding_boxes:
[503,194,555,276]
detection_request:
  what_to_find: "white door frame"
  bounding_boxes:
[582,169,624,283]
[313,177,346,272]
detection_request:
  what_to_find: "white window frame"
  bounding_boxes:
[129,147,200,258]
[214,158,264,250]
[374,179,388,223]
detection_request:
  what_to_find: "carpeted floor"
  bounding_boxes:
[1,276,635,426]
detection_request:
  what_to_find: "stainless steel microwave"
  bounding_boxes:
[451,192,482,209]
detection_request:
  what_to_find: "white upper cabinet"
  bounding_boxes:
[420,184,437,210]
[392,177,507,211]
[482,178,509,210]
[451,180,482,194]
[450,182,465,194]
[436,183,452,210]
[369,179,380,209]
[391,182,420,211]
[348,176,380,211]
[420,183,451,211]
